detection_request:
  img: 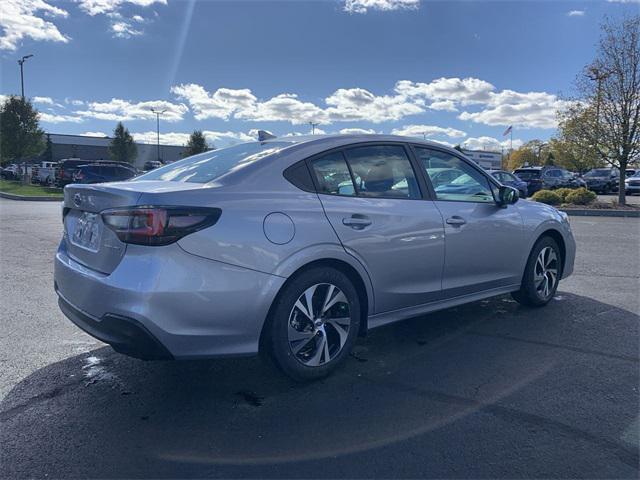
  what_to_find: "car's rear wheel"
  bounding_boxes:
[512,236,562,307]
[267,267,360,381]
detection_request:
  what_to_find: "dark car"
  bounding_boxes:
[143,160,163,171]
[57,159,137,186]
[72,164,137,184]
[582,168,620,194]
[489,170,528,198]
[513,166,583,195]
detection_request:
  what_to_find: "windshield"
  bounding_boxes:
[136,142,290,183]
[584,169,612,177]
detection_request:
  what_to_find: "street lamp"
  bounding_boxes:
[150,108,167,162]
[18,54,34,99]
[309,122,319,135]
[587,65,611,160]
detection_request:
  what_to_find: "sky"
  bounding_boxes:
[1,0,639,150]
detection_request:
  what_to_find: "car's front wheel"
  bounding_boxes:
[266,267,361,381]
[512,236,562,307]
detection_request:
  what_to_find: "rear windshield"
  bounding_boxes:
[513,169,541,179]
[137,142,290,184]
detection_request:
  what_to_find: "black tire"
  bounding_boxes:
[512,236,562,307]
[603,184,611,194]
[266,267,361,382]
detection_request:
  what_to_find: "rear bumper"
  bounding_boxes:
[54,239,286,359]
[57,293,172,360]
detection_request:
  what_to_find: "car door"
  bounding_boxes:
[309,145,445,314]
[413,146,525,297]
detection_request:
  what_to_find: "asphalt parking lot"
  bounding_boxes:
[1,199,638,479]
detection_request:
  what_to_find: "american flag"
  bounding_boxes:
[503,125,512,136]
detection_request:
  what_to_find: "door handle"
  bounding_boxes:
[342,215,372,229]
[446,216,466,226]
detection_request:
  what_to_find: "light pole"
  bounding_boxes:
[309,122,319,135]
[150,108,166,162]
[18,54,34,99]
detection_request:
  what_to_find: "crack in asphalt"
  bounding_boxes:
[466,331,639,363]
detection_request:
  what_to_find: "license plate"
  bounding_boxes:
[71,212,102,252]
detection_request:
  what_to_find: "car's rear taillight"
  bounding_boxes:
[101,206,221,246]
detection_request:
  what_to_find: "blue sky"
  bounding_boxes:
[1,0,638,150]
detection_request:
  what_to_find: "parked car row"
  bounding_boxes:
[486,164,640,198]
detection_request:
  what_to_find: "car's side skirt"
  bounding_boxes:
[367,284,520,330]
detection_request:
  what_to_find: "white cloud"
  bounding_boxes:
[395,77,495,105]
[567,10,585,16]
[339,128,377,135]
[76,98,189,122]
[131,130,254,146]
[81,131,109,137]
[325,88,423,123]
[173,78,565,129]
[171,84,257,121]
[0,0,69,51]
[33,96,54,105]
[75,0,166,39]
[111,21,142,38]
[344,0,420,14]
[39,112,84,123]
[391,124,466,139]
[429,100,458,112]
[239,93,329,125]
[459,90,567,129]
[173,84,422,125]
[462,136,524,151]
[76,0,167,16]
[606,0,640,3]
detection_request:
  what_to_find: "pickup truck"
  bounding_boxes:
[31,161,58,186]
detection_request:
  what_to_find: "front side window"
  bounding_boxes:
[415,147,495,203]
[310,152,356,196]
[343,145,420,199]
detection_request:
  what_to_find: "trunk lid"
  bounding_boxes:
[62,181,208,274]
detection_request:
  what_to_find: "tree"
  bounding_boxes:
[505,140,549,170]
[0,95,45,165]
[42,133,53,162]
[549,109,601,173]
[109,122,137,163]
[183,130,210,157]
[561,15,640,204]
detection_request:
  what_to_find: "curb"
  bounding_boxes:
[0,191,63,202]
[560,208,640,218]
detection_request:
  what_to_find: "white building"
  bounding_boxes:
[462,149,503,170]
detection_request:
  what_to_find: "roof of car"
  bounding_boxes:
[259,133,459,152]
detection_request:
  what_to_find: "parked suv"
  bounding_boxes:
[513,166,583,195]
[582,168,620,194]
[72,164,138,184]
[488,170,528,198]
[625,171,640,195]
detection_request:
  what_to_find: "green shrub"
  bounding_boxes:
[554,188,575,202]
[565,187,597,205]
[531,189,562,205]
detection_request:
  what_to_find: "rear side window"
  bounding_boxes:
[310,152,356,196]
[514,169,541,180]
[344,145,420,199]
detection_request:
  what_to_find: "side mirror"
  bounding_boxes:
[498,185,519,207]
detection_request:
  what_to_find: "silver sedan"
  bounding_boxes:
[54,134,575,381]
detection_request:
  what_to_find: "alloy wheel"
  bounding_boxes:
[287,283,351,367]
[534,246,558,298]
